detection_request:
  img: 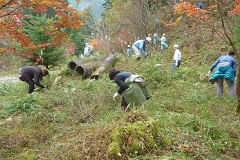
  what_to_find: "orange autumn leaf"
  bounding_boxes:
[228,0,240,15]
[0,0,85,58]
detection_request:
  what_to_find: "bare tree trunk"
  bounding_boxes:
[91,53,119,79]
[216,0,240,111]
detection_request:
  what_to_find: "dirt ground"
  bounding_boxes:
[0,76,19,83]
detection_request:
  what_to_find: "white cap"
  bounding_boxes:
[173,44,178,48]
[146,37,152,43]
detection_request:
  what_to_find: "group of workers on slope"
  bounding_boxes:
[17,0,238,114]
[18,50,238,113]
[153,33,168,52]
[108,51,237,112]
[18,34,238,113]
[128,34,181,70]
[120,34,237,112]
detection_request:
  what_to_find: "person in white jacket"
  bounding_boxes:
[170,44,181,70]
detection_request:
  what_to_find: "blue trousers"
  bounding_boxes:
[170,60,181,70]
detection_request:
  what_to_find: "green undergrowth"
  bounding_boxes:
[0,51,239,159]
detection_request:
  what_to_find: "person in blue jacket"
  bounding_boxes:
[160,33,168,52]
[208,51,237,97]
[83,43,94,57]
[197,1,203,9]
[153,33,160,47]
[132,37,151,60]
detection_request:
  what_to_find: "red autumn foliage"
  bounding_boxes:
[0,0,85,58]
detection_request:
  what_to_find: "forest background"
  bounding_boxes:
[0,0,240,159]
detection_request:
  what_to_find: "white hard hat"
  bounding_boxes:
[163,33,166,36]
[173,44,178,48]
[85,43,89,46]
[128,45,130,47]
[146,37,152,43]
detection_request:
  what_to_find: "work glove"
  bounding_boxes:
[113,92,120,102]
[208,70,211,74]
[144,52,148,58]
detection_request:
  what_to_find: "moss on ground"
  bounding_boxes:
[107,119,162,158]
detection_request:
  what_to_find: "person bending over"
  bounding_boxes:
[19,66,49,94]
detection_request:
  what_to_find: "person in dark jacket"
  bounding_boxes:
[109,68,152,110]
[208,51,236,97]
[19,66,49,94]
[109,68,132,110]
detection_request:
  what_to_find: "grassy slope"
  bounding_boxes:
[0,28,240,159]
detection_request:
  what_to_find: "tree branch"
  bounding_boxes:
[0,0,14,10]
[216,0,236,50]
[0,5,22,18]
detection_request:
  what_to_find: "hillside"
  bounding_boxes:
[0,1,240,159]
[0,41,239,159]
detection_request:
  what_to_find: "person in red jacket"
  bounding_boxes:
[19,66,49,94]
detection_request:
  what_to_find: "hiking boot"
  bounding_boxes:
[121,105,128,110]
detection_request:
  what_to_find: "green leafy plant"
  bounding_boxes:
[20,14,65,68]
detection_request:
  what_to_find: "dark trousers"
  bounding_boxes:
[121,96,127,106]
[26,79,35,94]
[121,96,128,110]
[170,60,181,70]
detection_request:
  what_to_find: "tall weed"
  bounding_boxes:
[1,52,239,159]
[0,94,42,119]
